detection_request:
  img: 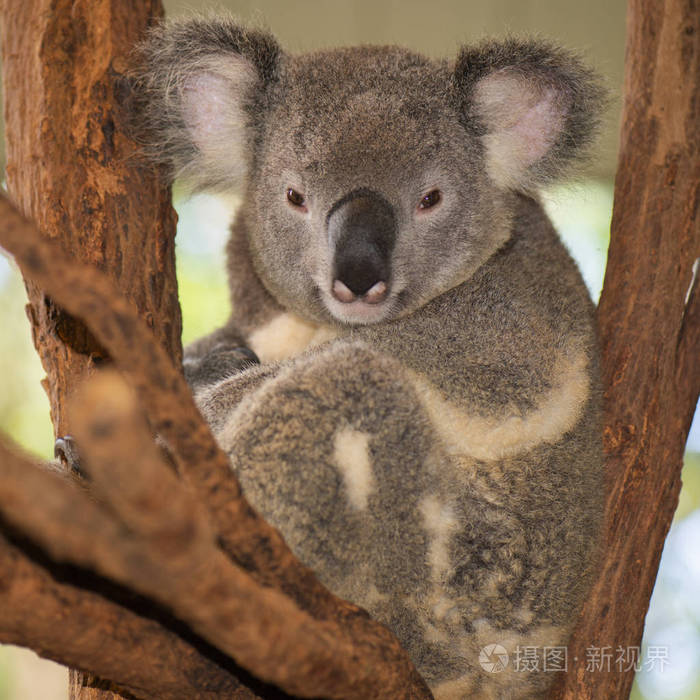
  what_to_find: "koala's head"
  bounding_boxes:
[131,17,604,326]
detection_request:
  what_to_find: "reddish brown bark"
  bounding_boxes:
[0,0,181,433]
[0,522,254,700]
[550,0,700,697]
[0,374,428,700]
[0,2,179,698]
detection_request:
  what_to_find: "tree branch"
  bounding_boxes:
[550,0,700,696]
[0,191,329,599]
[0,195,433,698]
[0,529,255,700]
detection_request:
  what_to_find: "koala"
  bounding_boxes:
[131,16,605,699]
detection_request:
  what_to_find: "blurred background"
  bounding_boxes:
[1,1,698,698]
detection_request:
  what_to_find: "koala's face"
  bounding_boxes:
[134,19,602,326]
[248,49,510,325]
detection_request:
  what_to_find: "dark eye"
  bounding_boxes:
[418,189,441,210]
[286,188,306,208]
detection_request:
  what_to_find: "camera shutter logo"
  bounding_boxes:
[479,644,509,673]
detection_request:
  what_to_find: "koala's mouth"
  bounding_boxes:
[326,296,393,325]
[319,282,397,325]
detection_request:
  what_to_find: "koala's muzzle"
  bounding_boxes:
[327,189,396,305]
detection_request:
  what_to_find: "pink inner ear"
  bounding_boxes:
[474,72,568,186]
[176,57,258,187]
[510,88,564,167]
[182,72,232,150]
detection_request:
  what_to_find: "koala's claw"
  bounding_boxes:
[54,435,86,478]
[231,346,260,364]
[183,345,260,390]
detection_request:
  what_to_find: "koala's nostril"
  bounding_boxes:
[332,278,388,304]
[333,279,357,303]
[363,280,387,304]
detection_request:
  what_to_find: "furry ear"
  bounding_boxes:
[128,16,281,191]
[453,39,606,191]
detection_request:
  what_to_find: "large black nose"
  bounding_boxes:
[327,188,396,303]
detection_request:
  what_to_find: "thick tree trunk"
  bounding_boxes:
[0,2,178,699]
[550,0,700,697]
[0,0,180,432]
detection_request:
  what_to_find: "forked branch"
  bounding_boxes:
[0,192,432,699]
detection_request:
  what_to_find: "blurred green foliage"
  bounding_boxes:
[0,259,54,459]
[177,252,230,347]
[676,452,700,523]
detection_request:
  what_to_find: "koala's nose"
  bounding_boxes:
[331,234,390,302]
[327,188,396,304]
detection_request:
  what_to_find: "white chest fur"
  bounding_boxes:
[248,312,339,362]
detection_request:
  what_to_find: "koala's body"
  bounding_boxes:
[133,17,604,699]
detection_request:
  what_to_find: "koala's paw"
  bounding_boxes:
[54,435,86,479]
[183,345,260,390]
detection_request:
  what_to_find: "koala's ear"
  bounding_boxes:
[129,16,281,190]
[453,39,605,191]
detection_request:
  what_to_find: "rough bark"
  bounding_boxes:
[0,523,255,700]
[0,0,181,432]
[549,0,700,697]
[1,2,179,698]
[0,379,423,700]
[0,1,181,697]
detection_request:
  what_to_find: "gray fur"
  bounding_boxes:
[131,16,604,698]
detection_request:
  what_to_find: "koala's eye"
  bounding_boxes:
[286,188,306,209]
[418,190,442,211]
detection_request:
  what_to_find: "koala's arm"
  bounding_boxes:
[183,340,260,392]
